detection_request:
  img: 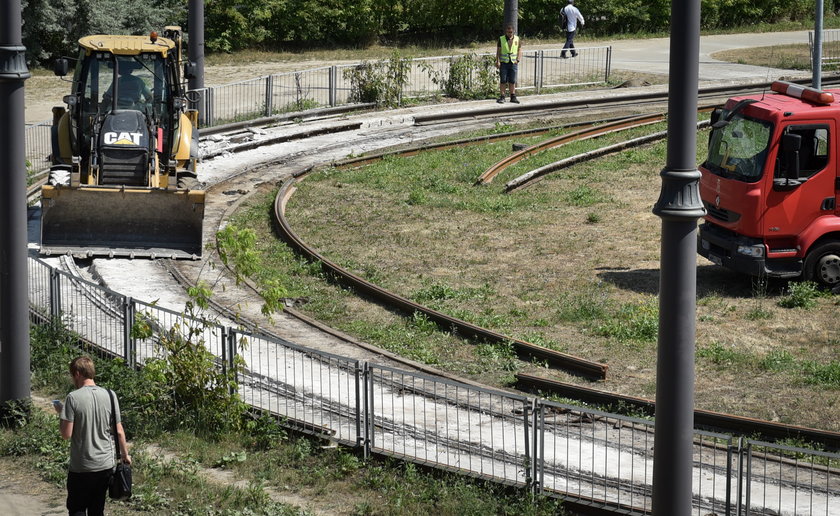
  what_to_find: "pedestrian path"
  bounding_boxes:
[599,30,812,81]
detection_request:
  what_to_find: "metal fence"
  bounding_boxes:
[27,255,840,515]
[198,46,610,126]
[25,121,52,172]
[810,29,840,66]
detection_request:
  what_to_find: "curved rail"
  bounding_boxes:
[479,106,715,189]
[273,173,608,379]
[476,112,666,185]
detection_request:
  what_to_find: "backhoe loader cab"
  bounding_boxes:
[42,28,204,259]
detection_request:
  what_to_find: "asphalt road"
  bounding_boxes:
[600,30,813,81]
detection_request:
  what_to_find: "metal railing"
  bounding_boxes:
[27,255,840,515]
[183,47,611,126]
[25,121,52,172]
[810,29,840,66]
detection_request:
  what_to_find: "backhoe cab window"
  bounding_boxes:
[778,125,829,181]
[82,53,168,118]
[705,114,772,182]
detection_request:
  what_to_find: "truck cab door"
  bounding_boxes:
[764,122,835,249]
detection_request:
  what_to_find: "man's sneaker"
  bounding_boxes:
[561,54,568,59]
[510,95,520,104]
[571,52,578,58]
[497,95,505,104]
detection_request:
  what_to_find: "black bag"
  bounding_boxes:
[107,389,132,500]
[109,462,132,501]
[559,8,568,31]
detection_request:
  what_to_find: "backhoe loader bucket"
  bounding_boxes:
[40,185,205,259]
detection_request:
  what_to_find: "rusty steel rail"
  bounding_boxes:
[273,174,608,380]
[504,119,708,192]
[516,373,840,451]
[476,112,666,185]
[480,106,717,189]
[331,114,643,172]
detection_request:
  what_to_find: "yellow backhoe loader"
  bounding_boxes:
[41,27,204,259]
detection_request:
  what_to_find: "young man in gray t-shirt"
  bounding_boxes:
[56,356,131,516]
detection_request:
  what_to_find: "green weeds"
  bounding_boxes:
[344,51,410,107]
[594,299,659,344]
[777,281,822,309]
[696,341,751,366]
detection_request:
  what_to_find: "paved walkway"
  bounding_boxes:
[600,30,813,81]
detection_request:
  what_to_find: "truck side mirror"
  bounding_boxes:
[53,58,69,77]
[184,61,197,80]
[776,133,802,189]
[782,132,801,153]
[710,108,724,127]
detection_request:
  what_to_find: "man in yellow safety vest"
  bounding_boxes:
[495,24,522,104]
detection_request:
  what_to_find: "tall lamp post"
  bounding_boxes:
[503,0,519,33]
[188,0,205,127]
[813,0,824,89]
[651,0,704,513]
[0,0,32,414]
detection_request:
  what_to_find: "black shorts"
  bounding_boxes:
[499,62,518,84]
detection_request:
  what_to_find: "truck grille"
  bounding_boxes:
[703,201,740,223]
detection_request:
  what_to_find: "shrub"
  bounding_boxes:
[777,281,821,309]
[344,52,410,107]
[441,53,497,100]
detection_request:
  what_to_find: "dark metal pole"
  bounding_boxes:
[0,0,32,408]
[188,0,205,127]
[813,0,824,89]
[503,0,519,33]
[651,0,704,513]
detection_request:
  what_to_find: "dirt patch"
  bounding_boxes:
[0,456,65,516]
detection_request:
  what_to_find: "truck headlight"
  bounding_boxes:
[737,244,764,258]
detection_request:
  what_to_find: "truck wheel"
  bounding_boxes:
[803,242,840,287]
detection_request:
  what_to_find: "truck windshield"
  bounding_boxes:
[704,114,772,182]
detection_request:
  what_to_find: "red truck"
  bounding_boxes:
[697,81,840,290]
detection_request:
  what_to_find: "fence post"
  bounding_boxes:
[122,296,135,367]
[205,87,214,127]
[329,66,337,107]
[527,398,540,494]
[49,268,61,319]
[355,360,363,449]
[220,327,228,379]
[535,399,544,495]
[227,328,238,395]
[735,437,745,516]
[725,438,733,516]
[364,362,372,460]
[523,399,532,489]
[605,46,612,84]
[743,441,752,516]
[264,75,274,117]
